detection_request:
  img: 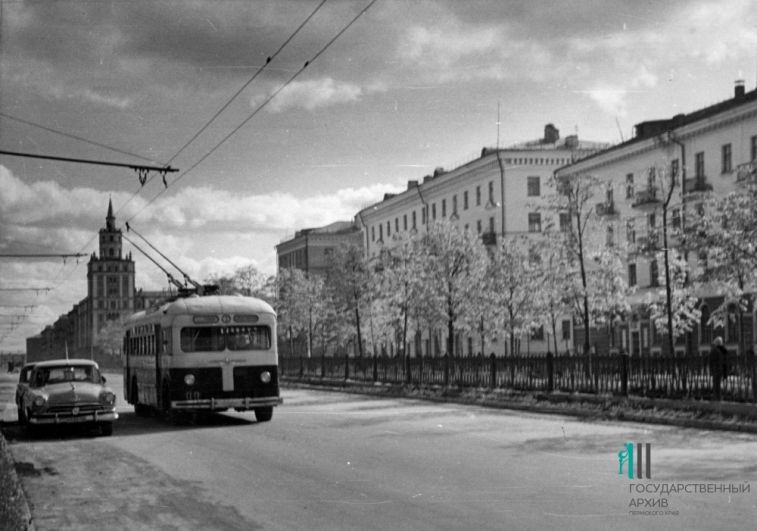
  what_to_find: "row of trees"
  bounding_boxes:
[220,168,755,358]
[97,167,754,359]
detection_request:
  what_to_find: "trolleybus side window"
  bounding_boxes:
[180,326,271,352]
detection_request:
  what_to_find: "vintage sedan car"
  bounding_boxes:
[15,362,36,423]
[20,359,118,436]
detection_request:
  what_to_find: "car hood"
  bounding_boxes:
[38,382,111,404]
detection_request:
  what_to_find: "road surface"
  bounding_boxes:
[2,372,756,530]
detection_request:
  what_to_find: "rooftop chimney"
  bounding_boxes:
[543,123,560,144]
[735,79,746,99]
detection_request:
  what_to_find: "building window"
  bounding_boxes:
[476,220,482,234]
[488,181,494,203]
[606,225,614,246]
[371,226,375,241]
[649,212,656,228]
[628,263,637,287]
[395,218,399,232]
[463,191,469,210]
[476,186,481,206]
[650,260,659,287]
[452,195,458,215]
[403,214,407,231]
[626,219,636,243]
[489,217,495,233]
[625,173,634,199]
[412,211,417,229]
[530,325,544,340]
[695,151,705,178]
[527,176,540,196]
[561,320,571,340]
[442,199,446,217]
[432,203,436,220]
[700,304,712,345]
[422,206,426,224]
[559,212,570,232]
[751,135,757,161]
[727,304,739,343]
[379,224,383,242]
[387,221,391,236]
[721,143,732,173]
[528,213,541,233]
[671,208,681,229]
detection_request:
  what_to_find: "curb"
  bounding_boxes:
[282,377,757,434]
[0,429,35,531]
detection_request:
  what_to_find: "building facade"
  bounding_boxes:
[276,221,363,276]
[357,125,610,356]
[554,81,757,357]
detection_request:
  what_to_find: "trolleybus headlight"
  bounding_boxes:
[99,391,116,406]
[184,374,195,386]
[32,395,47,408]
[260,371,271,384]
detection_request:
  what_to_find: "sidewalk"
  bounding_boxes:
[0,371,33,530]
[283,376,757,434]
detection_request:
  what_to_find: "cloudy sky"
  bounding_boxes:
[1,0,757,350]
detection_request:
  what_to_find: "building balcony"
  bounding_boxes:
[684,176,713,194]
[635,230,661,254]
[736,162,757,186]
[595,200,618,216]
[631,187,660,209]
[481,231,497,246]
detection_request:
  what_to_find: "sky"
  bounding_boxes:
[1,0,757,351]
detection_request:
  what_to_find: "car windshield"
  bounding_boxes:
[35,365,100,386]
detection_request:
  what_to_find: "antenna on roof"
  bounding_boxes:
[496,102,501,150]
[615,117,625,142]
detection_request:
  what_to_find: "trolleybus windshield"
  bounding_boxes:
[180,326,271,352]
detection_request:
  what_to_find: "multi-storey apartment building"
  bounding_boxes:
[555,81,757,357]
[357,125,610,356]
[276,221,363,276]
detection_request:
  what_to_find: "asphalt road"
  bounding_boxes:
[2,372,757,530]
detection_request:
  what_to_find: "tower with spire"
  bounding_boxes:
[84,199,135,347]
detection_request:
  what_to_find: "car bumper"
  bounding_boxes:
[171,396,283,410]
[29,410,119,425]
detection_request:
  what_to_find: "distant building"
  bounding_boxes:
[26,200,174,363]
[276,221,362,276]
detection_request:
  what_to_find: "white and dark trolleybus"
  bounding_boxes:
[123,294,282,422]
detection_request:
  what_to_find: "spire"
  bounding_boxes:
[106,197,115,230]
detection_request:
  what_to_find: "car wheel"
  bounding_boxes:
[17,403,27,425]
[100,422,113,436]
[254,407,273,422]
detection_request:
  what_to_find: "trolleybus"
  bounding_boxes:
[123,294,282,422]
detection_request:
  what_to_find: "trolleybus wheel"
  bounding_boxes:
[254,407,273,422]
[17,403,27,425]
[100,422,113,436]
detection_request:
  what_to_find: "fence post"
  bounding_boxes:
[344,353,349,381]
[748,348,756,403]
[405,355,411,384]
[546,351,554,392]
[711,348,722,401]
[489,353,497,389]
[299,354,304,379]
[619,351,629,396]
[444,353,450,387]
[373,354,378,383]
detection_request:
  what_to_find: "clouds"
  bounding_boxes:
[265,77,363,112]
